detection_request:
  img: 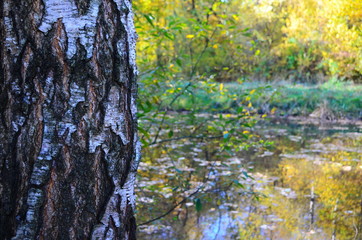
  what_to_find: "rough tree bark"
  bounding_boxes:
[0,0,140,239]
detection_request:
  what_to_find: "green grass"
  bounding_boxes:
[170,80,362,119]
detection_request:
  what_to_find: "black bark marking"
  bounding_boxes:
[75,0,91,15]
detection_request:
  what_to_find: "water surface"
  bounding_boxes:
[136,120,362,240]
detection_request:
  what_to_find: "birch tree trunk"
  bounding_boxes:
[0,0,140,239]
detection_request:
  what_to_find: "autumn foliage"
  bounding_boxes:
[135,0,362,83]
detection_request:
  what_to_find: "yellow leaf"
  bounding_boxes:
[186,35,195,39]
[219,83,224,91]
[249,89,256,95]
[213,44,218,49]
[243,130,250,134]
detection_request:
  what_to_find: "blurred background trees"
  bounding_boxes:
[135,0,362,84]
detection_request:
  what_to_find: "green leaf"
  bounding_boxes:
[194,198,202,212]
[138,126,150,139]
[232,180,245,189]
[242,171,254,180]
[160,29,174,40]
[241,133,249,139]
[140,138,149,147]
[168,130,174,138]
[136,112,145,118]
[143,14,155,27]
[176,58,183,67]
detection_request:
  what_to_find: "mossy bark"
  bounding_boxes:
[0,0,139,239]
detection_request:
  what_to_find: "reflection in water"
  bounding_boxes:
[136,121,362,239]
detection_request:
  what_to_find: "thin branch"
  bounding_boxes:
[149,135,223,146]
[137,182,233,226]
[137,187,202,226]
[151,28,218,144]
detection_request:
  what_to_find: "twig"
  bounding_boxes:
[137,186,202,226]
[149,135,223,146]
[151,28,218,144]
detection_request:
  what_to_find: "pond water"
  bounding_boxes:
[136,120,362,240]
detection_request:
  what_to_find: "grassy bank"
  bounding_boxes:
[171,80,362,120]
